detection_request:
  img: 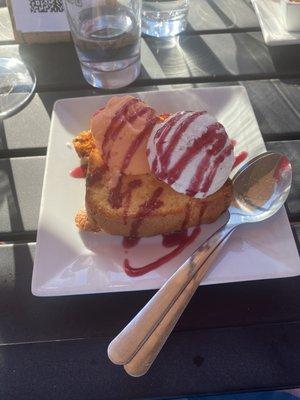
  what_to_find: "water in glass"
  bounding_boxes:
[65,1,141,89]
[142,0,189,37]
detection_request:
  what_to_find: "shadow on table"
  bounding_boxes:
[269,44,300,77]
[0,158,25,232]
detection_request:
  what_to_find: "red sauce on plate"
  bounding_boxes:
[122,236,141,249]
[124,227,200,277]
[232,151,248,170]
[162,230,189,248]
[273,156,290,181]
[69,164,87,178]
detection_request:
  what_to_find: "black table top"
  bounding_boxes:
[0,2,300,399]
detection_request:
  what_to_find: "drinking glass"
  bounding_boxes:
[64,0,142,89]
[142,0,189,37]
[0,57,36,119]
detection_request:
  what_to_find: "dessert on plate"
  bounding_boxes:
[73,95,234,237]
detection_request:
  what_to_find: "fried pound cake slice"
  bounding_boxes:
[76,148,233,237]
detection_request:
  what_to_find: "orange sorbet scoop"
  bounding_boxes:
[91,96,157,177]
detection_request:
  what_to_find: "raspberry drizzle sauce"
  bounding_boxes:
[162,230,189,248]
[197,203,207,224]
[130,187,164,237]
[156,111,187,147]
[160,112,205,169]
[102,98,154,166]
[161,201,192,248]
[122,236,141,249]
[181,201,191,230]
[123,179,142,224]
[108,113,157,209]
[186,126,227,196]
[124,227,200,277]
[273,156,290,181]
[232,151,248,170]
[92,107,104,117]
[127,106,151,124]
[108,177,124,209]
[200,144,233,193]
[121,186,164,249]
[121,113,156,172]
[152,113,233,197]
[86,166,107,186]
[102,98,138,150]
[69,164,87,178]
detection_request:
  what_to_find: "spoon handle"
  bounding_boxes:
[108,222,235,366]
[124,233,231,377]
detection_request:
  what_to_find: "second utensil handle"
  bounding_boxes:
[124,257,211,377]
[124,229,235,377]
[108,221,234,366]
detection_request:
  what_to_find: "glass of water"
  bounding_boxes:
[142,0,189,37]
[64,0,141,89]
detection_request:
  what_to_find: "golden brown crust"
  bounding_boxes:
[80,148,233,237]
[75,209,100,231]
[73,130,95,162]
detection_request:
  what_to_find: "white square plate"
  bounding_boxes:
[251,0,300,46]
[32,86,300,296]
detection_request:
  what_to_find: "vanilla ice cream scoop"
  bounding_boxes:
[91,96,156,176]
[147,111,234,198]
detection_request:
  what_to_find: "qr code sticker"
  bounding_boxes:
[29,0,64,13]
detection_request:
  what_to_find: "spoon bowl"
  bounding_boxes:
[230,152,292,224]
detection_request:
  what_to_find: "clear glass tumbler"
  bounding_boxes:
[64,0,142,89]
[142,0,189,37]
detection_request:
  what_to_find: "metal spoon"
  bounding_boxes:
[108,151,292,375]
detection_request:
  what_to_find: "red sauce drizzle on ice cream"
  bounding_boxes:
[199,144,233,193]
[127,106,151,123]
[186,126,227,196]
[158,112,203,169]
[151,113,234,196]
[102,98,154,168]
[92,107,104,117]
[108,113,157,209]
[121,113,156,172]
[102,98,139,150]
[155,112,188,148]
